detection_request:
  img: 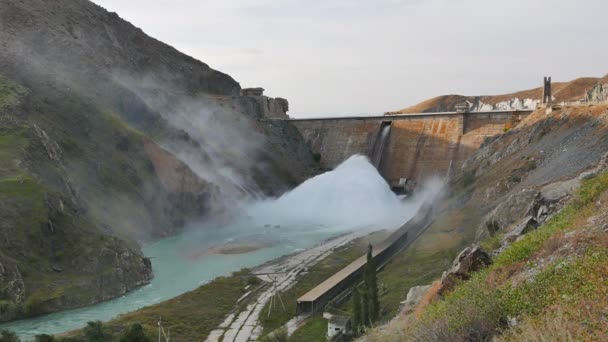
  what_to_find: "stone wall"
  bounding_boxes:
[290,111,531,185]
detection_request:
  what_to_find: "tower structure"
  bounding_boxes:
[542,76,552,104]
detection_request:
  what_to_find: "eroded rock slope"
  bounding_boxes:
[0,0,316,321]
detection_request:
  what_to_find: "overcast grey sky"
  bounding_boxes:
[92,0,607,117]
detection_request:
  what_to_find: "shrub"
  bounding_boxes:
[480,233,502,252]
[524,160,537,171]
[261,327,288,342]
[485,220,500,237]
[0,330,20,342]
[34,335,54,342]
[84,321,105,342]
[119,323,151,342]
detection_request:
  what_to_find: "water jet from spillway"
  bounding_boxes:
[239,154,437,231]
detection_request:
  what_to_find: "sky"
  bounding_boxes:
[92,0,608,118]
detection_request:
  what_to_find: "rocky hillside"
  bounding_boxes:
[0,0,316,322]
[585,74,608,102]
[387,76,602,114]
[363,103,608,341]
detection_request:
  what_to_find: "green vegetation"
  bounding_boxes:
[34,334,55,342]
[485,219,500,237]
[68,272,256,341]
[84,321,106,342]
[365,245,379,323]
[400,170,608,341]
[288,316,326,342]
[495,170,608,268]
[479,233,502,252]
[352,244,380,334]
[0,330,20,342]
[119,323,151,342]
[351,287,362,332]
[0,74,26,109]
[261,327,288,342]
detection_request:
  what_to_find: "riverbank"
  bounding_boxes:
[53,230,387,341]
[0,221,357,340]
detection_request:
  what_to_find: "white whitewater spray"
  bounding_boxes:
[241,154,443,231]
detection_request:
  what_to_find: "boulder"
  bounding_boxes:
[438,246,492,295]
[540,178,581,202]
[477,189,537,239]
[400,285,432,314]
[501,216,538,246]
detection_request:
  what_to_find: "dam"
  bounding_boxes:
[274,109,533,188]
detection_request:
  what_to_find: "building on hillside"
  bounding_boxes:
[325,314,351,339]
[241,87,264,96]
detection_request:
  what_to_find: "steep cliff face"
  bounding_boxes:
[0,0,316,321]
[388,77,600,114]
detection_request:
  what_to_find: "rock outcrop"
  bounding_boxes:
[585,75,608,102]
[400,285,432,314]
[438,246,492,295]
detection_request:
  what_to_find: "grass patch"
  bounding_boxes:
[69,272,256,341]
[289,315,327,342]
[0,74,26,109]
[0,130,29,179]
[0,176,45,198]
[479,233,502,252]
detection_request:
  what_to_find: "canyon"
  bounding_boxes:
[1,0,608,341]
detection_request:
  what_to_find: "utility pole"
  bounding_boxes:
[158,317,170,342]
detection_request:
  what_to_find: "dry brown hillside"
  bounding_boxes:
[388,77,600,114]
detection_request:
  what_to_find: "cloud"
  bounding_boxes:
[93,0,608,117]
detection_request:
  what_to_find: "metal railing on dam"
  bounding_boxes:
[264,109,535,122]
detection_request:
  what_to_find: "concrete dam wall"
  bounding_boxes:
[288,110,533,185]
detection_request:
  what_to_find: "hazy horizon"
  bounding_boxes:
[92,0,608,117]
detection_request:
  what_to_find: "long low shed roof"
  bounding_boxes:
[297,204,432,303]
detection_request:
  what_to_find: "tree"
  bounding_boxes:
[34,335,55,342]
[365,244,380,323]
[361,288,369,327]
[0,330,20,342]
[351,286,362,333]
[120,323,151,342]
[84,321,105,342]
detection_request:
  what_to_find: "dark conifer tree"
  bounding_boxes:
[351,286,362,334]
[361,287,370,327]
[365,244,380,323]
